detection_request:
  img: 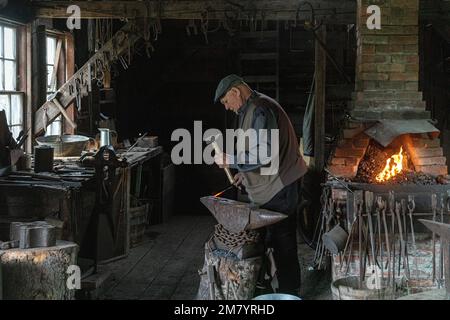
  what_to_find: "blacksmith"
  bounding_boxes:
[213,74,307,296]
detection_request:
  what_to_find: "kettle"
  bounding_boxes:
[98,128,118,148]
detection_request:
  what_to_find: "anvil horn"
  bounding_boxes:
[200,196,287,233]
[419,219,450,237]
[419,219,450,299]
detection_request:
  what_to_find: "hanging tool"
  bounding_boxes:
[365,191,377,270]
[376,196,384,282]
[439,193,445,288]
[379,196,391,286]
[75,78,82,112]
[431,193,437,282]
[401,199,410,279]
[407,195,416,249]
[395,201,404,276]
[389,191,396,286]
[356,192,364,288]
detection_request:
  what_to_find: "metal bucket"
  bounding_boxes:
[35,135,90,157]
[253,293,301,300]
[322,224,348,255]
[331,276,393,300]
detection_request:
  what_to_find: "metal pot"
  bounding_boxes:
[35,135,90,157]
[322,224,348,255]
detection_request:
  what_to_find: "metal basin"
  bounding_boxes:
[35,135,90,157]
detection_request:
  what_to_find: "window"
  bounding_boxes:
[0,24,23,140]
[46,35,62,136]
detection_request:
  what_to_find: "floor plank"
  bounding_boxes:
[104,215,214,299]
[101,214,331,300]
[140,216,214,300]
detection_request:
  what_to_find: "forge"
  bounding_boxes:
[317,0,450,299]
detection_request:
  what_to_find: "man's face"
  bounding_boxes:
[220,87,242,113]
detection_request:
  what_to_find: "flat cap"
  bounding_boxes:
[214,74,244,103]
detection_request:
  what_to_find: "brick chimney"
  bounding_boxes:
[350,0,429,120]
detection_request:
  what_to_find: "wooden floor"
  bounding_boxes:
[101,215,215,300]
[100,214,332,300]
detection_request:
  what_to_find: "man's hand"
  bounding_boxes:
[214,152,233,168]
[233,172,244,187]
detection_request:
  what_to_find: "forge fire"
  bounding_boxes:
[354,141,444,185]
[375,146,405,182]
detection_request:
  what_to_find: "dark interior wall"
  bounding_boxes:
[108,20,358,216]
[114,20,239,215]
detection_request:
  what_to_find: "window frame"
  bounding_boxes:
[45,31,66,136]
[0,20,24,141]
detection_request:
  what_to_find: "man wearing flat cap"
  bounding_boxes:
[213,74,307,296]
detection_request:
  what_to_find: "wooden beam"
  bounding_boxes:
[32,0,356,24]
[64,32,76,135]
[313,24,326,171]
[34,21,142,136]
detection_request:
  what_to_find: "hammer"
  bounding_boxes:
[206,134,241,190]
[47,92,77,130]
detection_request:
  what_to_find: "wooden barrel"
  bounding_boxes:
[331,276,394,300]
[0,241,78,300]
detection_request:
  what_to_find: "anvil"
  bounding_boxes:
[419,219,450,300]
[200,196,288,233]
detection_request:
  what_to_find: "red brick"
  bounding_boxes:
[359,63,377,72]
[362,35,389,45]
[390,54,419,64]
[327,165,358,178]
[405,81,419,91]
[412,157,446,166]
[331,157,359,166]
[415,165,448,176]
[360,54,389,63]
[377,63,405,73]
[335,147,365,158]
[360,45,376,55]
[389,35,418,45]
[413,147,443,158]
[404,44,419,53]
[389,72,419,81]
[410,138,440,148]
[405,64,419,72]
[361,72,389,81]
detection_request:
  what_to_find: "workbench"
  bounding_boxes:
[0,146,163,266]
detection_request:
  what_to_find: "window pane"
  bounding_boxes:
[4,60,16,90]
[47,65,54,91]
[4,27,16,60]
[11,94,22,126]
[46,115,62,136]
[11,125,21,141]
[0,26,3,58]
[0,94,10,124]
[47,37,56,65]
[0,60,3,91]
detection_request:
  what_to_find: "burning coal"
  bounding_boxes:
[375,146,405,182]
